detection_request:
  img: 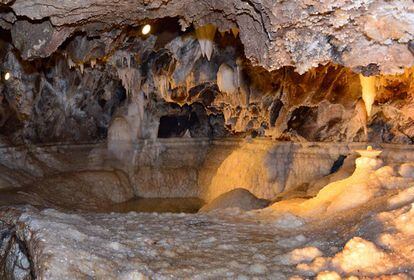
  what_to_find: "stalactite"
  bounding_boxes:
[234,60,242,90]
[154,75,170,102]
[195,24,217,61]
[110,51,133,70]
[178,18,189,32]
[126,55,131,69]
[117,68,141,96]
[231,27,239,38]
[67,57,76,69]
[359,74,377,117]
[308,68,318,80]
[355,99,368,139]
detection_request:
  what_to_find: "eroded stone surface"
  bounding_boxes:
[1,0,413,74]
[2,177,414,279]
[2,140,414,206]
[2,27,414,144]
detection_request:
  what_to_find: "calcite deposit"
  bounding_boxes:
[1,0,414,279]
[0,0,413,74]
[2,32,414,144]
[3,154,414,279]
[0,0,413,145]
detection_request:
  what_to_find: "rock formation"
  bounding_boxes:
[1,0,414,279]
[0,0,412,145]
[0,0,413,74]
[199,188,270,212]
[1,26,414,144]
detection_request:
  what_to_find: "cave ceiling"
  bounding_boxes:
[1,0,413,74]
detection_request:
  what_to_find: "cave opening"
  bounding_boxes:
[0,2,414,278]
[157,115,191,138]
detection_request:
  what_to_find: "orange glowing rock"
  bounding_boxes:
[355,145,382,158]
[359,74,377,117]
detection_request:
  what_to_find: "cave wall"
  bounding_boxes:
[1,26,414,145]
[3,139,414,202]
[0,30,231,144]
[0,0,414,145]
[0,45,126,143]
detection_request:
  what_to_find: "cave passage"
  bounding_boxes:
[0,2,414,279]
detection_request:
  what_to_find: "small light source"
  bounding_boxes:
[4,72,10,81]
[142,24,151,35]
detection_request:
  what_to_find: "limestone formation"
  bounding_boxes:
[2,29,414,144]
[199,188,270,212]
[0,0,412,74]
[1,0,414,279]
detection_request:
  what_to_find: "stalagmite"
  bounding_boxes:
[107,117,133,162]
[217,63,237,94]
[195,24,217,61]
[359,74,377,117]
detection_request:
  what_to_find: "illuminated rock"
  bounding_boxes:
[359,74,377,117]
[217,63,237,95]
[198,188,269,212]
[195,24,216,61]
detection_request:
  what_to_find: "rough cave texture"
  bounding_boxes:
[0,0,412,144]
[2,1,414,279]
[1,22,414,144]
[1,0,414,74]
[3,165,414,279]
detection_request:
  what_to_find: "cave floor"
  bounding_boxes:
[2,141,414,279]
[0,205,351,279]
[2,188,414,279]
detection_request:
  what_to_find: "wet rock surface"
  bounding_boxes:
[2,180,414,279]
[0,142,414,278]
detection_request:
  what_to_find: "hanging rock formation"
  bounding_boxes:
[1,1,414,280]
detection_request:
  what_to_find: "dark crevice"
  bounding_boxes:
[330,155,346,174]
[0,225,35,280]
[269,99,283,127]
[158,115,191,138]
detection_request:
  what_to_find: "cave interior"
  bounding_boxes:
[1,1,414,279]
